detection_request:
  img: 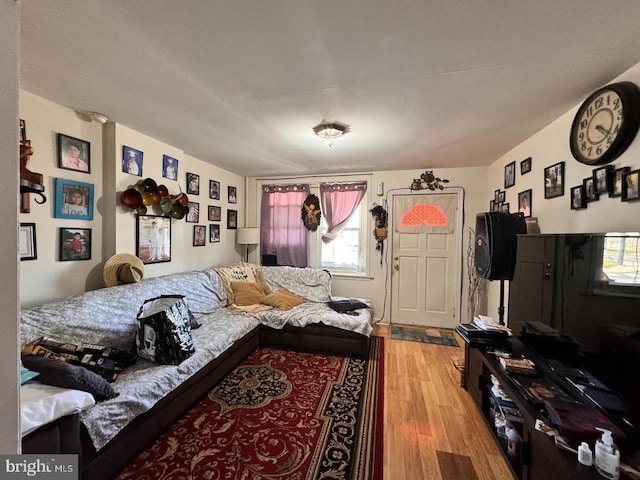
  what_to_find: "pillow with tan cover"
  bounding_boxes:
[214,263,271,305]
[261,288,305,311]
[230,281,267,306]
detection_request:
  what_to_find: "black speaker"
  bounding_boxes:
[475,212,526,281]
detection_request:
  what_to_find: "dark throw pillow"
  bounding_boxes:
[22,355,118,402]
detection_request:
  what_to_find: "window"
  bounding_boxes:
[318,200,367,275]
[601,233,640,286]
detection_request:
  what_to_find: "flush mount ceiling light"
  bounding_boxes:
[312,122,349,147]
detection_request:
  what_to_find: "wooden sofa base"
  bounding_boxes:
[260,323,370,357]
[22,323,370,480]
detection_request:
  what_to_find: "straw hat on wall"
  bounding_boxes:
[103,253,144,287]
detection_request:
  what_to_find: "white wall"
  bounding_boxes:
[19,91,104,306]
[1,0,20,454]
[486,61,640,320]
[248,166,489,324]
[19,92,247,307]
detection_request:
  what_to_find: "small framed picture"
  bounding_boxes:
[504,161,516,188]
[209,180,220,200]
[210,224,220,243]
[518,189,532,217]
[19,223,37,261]
[59,227,91,261]
[122,146,143,176]
[610,167,630,198]
[162,155,179,181]
[622,169,640,202]
[228,186,237,203]
[570,185,586,210]
[136,215,171,264]
[489,199,495,212]
[186,202,200,223]
[593,165,613,196]
[20,119,26,143]
[186,172,200,195]
[193,225,206,246]
[520,157,532,175]
[494,189,501,202]
[498,191,506,203]
[227,209,238,229]
[208,205,222,221]
[54,178,94,220]
[583,177,599,203]
[500,202,510,213]
[57,133,90,173]
[544,161,565,199]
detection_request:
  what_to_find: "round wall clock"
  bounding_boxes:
[569,81,640,165]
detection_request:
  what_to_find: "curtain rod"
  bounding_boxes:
[253,172,373,182]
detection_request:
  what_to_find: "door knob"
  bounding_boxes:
[394,264,399,270]
[394,256,399,260]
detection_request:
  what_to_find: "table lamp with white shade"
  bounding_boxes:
[236,227,260,262]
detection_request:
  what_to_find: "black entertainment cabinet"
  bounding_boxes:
[461,335,604,480]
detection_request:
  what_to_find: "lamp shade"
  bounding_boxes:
[236,227,260,245]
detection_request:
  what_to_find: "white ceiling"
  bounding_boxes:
[19,1,640,177]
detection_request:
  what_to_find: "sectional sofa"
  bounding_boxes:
[19,264,373,480]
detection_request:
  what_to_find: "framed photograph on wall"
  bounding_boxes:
[489,199,495,212]
[136,214,171,264]
[504,161,516,188]
[208,205,221,221]
[611,167,630,198]
[59,227,91,261]
[193,225,206,246]
[520,157,532,175]
[583,177,599,203]
[544,161,565,199]
[162,155,178,181]
[494,189,500,202]
[209,180,220,200]
[228,186,237,203]
[54,178,94,220]
[122,145,143,176]
[593,165,613,196]
[186,172,200,195]
[210,224,220,243]
[227,209,237,229]
[500,202,510,213]
[57,133,90,173]
[622,169,640,202]
[518,189,532,217]
[570,185,586,210]
[498,191,506,203]
[19,223,37,261]
[186,202,200,223]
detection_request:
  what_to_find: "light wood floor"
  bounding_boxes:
[373,324,515,480]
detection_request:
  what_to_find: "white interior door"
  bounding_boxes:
[390,192,462,328]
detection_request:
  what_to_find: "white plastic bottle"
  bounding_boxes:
[578,441,593,466]
[594,428,620,480]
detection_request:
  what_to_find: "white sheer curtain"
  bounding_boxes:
[320,182,367,243]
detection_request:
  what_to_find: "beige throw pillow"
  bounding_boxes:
[214,263,271,305]
[261,288,305,311]
[231,281,267,306]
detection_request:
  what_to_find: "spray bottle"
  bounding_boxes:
[594,428,620,480]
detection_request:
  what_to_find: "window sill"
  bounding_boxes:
[329,273,373,280]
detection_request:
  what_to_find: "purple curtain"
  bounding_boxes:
[260,184,310,267]
[320,182,367,243]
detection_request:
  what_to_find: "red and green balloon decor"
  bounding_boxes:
[120,178,189,220]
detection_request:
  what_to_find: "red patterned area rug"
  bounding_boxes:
[117,336,384,480]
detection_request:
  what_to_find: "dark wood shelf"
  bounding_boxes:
[462,336,602,480]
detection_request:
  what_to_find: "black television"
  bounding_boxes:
[508,232,640,446]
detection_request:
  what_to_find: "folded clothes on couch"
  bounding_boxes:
[327,299,369,313]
